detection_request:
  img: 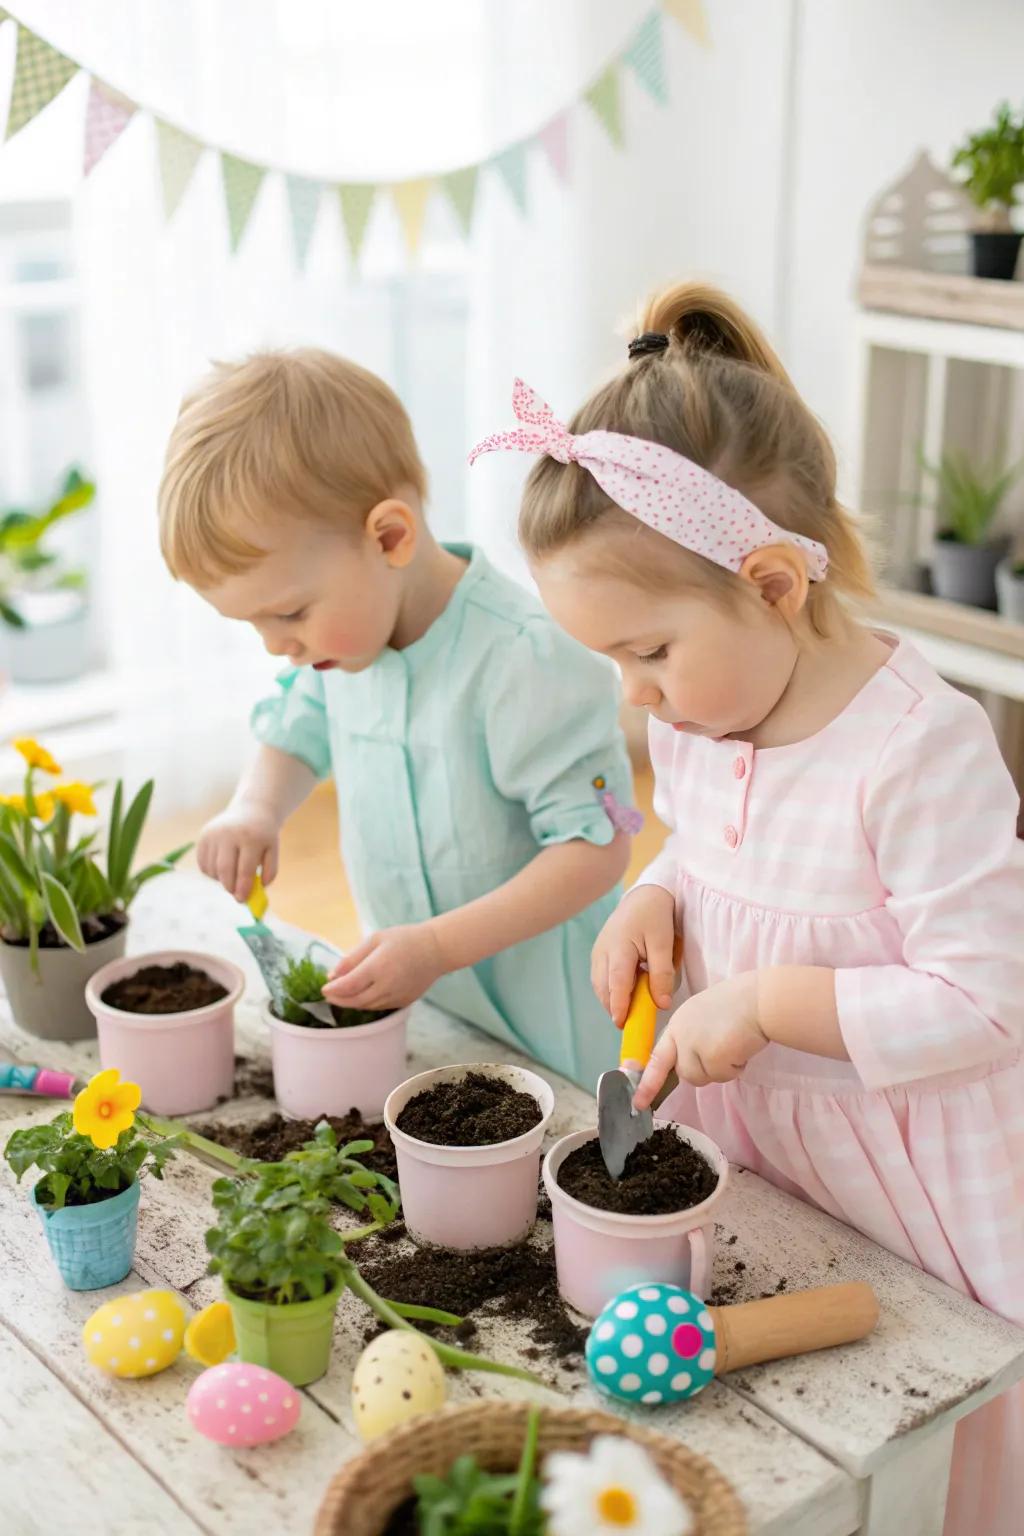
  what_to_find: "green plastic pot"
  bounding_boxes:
[225,1278,344,1386]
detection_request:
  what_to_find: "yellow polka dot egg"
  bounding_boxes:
[351,1330,447,1442]
[83,1289,186,1378]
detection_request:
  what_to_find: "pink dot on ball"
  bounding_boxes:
[672,1323,704,1359]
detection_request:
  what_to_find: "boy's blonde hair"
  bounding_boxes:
[519,283,873,635]
[159,348,427,585]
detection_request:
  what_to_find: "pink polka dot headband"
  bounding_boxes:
[469,378,829,582]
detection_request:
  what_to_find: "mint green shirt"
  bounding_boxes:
[251,543,633,1089]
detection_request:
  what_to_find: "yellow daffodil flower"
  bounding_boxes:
[29,792,55,822]
[73,1069,142,1150]
[0,793,27,814]
[52,781,98,817]
[13,738,62,775]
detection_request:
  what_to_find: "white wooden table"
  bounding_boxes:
[3,876,1023,1536]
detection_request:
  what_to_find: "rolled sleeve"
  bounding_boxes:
[484,621,634,848]
[251,666,332,781]
[837,691,1024,1090]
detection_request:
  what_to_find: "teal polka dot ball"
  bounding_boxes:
[585,1283,717,1406]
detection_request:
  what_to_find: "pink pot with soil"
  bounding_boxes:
[543,1122,730,1318]
[264,1001,409,1122]
[86,950,244,1116]
[384,1063,554,1251]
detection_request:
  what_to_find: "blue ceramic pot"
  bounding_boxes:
[31,1178,140,1290]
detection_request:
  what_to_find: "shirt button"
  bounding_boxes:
[724,825,739,849]
[733,756,746,780]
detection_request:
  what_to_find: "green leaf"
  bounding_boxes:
[108,780,153,898]
[106,780,123,892]
[0,598,25,628]
[40,872,84,951]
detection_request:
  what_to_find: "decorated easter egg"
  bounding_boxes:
[184,1300,236,1366]
[351,1330,447,1442]
[585,1283,717,1406]
[83,1289,186,1378]
[187,1362,300,1447]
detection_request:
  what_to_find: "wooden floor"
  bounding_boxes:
[140,766,665,951]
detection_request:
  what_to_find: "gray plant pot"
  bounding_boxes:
[0,594,90,685]
[996,558,1024,624]
[0,922,128,1040]
[930,537,1010,610]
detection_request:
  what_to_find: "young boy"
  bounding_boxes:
[157,348,634,1087]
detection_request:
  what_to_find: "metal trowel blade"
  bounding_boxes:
[597,1066,654,1180]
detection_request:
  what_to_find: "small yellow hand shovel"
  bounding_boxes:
[597,972,659,1181]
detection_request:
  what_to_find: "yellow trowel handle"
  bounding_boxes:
[620,973,658,1069]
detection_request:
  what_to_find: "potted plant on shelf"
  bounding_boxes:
[3,1068,182,1290]
[921,447,1020,609]
[996,553,1024,622]
[0,468,95,685]
[0,739,190,1039]
[264,951,409,1121]
[951,102,1024,280]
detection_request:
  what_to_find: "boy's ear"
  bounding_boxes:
[738,544,810,617]
[365,499,417,568]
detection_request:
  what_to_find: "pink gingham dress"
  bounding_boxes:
[638,636,1024,1536]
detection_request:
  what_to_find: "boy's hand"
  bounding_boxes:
[323,922,446,1011]
[633,973,768,1107]
[592,884,678,1025]
[196,800,281,904]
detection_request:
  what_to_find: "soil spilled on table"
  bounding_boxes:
[557,1128,718,1216]
[382,1501,418,1536]
[395,1071,542,1147]
[102,961,227,1015]
[194,1110,399,1182]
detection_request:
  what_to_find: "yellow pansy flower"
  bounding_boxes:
[13,738,62,775]
[73,1069,142,1150]
[52,781,98,817]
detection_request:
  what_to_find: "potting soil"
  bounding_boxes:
[101,961,227,1015]
[394,1070,542,1146]
[193,1110,399,1182]
[556,1127,718,1215]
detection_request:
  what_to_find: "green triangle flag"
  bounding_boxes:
[442,166,478,235]
[491,143,527,214]
[624,10,668,106]
[221,153,266,252]
[285,175,323,269]
[6,25,78,141]
[338,183,376,264]
[156,120,203,219]
[585,65,624,148]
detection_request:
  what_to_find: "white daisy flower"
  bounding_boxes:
[541,1434,694,1536]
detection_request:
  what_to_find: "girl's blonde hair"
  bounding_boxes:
[519,283,873,634]
[159,348,427,586]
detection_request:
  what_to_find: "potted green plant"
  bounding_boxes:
[0,468,95,684]
[920,448,1020,608]
[3,1067,181,1289]
[0,738,190,1039]
[996,554,1024,622]
[951,103,1024,279]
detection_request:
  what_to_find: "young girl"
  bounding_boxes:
[471,286,1024,1535]
[158,348,635,1089]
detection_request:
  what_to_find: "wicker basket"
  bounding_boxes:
[315,1401,747,1536]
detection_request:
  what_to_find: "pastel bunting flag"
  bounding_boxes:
[442,165,478,235]
[585,64,623,148]
[624,10,668,105]
[285,174,323,268]
[83,79,136,175]
[492,142,528,214]
[663,0,710,47]
[156,119,204,219]
[537,112,569,183]
[6,25,78,141]
[392,178,433,257]
[338,183,376,264]
[221,152,266,251]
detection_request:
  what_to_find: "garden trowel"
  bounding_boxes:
[237,874,336,1025]
[597,971,659,1180]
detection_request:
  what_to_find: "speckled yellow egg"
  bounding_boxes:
[84,1289,186,1378]
[351,1330,447,1441]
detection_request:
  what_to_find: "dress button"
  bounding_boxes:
[733,756,746,780]
[724,825,739,849]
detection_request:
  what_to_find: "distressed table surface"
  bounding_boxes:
[2,875,1022,1536]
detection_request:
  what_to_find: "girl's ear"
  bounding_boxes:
[738,544,810,617]
[365,499,418,568]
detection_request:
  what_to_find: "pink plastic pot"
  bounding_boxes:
[86,950,244,1116]
[265,1002,409,1122]
[384,1063,555,1250]
[543,1122,730,1318]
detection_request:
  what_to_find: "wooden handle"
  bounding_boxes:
[709,1282,879,1375]
[620,974,658,1067]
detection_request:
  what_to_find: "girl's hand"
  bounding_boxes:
[197,799,281,903]
[633,973,768,1107]
[323,922,446,1011]
[592,884,678,1025]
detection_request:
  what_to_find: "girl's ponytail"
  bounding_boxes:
[640,282,794,387]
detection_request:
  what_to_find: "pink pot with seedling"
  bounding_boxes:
[384,1063,554,1251]
[543,1122,730,1319]
[86,950,244,1116]
[264,1002,409,1122]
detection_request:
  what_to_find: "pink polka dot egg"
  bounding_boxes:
[187,1362,300,1447]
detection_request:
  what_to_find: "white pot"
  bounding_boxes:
[0,593,91,685]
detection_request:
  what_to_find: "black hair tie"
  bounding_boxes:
[628,331,670,360]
